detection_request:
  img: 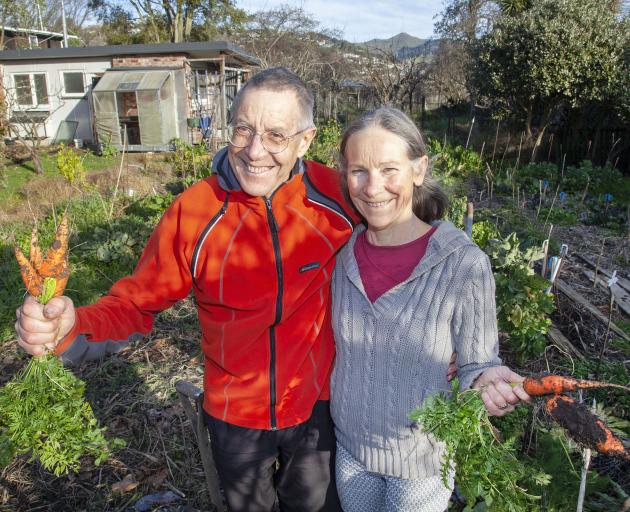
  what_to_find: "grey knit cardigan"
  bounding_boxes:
[330,221,501,480]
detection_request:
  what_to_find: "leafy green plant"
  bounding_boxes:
[305,118,341,167]
[445,195,468,230]
[0,354,124,476]
[472,220,500,249]
[410,379,549,511]
[168,139,212,184]
[56,143,86,185]
[485,233,555,360]
[428,139,484,186]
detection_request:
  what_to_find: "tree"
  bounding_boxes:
[92,0,247,43]
[363,48,426,112]
[470,0,629,148]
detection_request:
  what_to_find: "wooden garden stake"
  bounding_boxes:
[479,140,485,160]
[491,119,500,163]
[465,202,474,239]
[593,238,608,289]
[515,131,524,168]
[465,116,475,149]
[595,271,617,379]
[541,239,550,278]
[543,185,560,229]
[580,176,591,206]
[547,133,555,162]
[500,133,511,169]
[536,180,543,222]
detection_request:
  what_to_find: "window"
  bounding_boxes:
[62,71,85,96]
[13,73,49,107]
[29,35,39,48]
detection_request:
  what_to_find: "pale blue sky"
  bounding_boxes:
[235,0,444,42]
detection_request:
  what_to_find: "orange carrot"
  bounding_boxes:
[29,227,43,270]
[545,394,630,461]
[14,212,71,301]
[37,213,70,297]
[14,246,43,297]
[522,374,629,396]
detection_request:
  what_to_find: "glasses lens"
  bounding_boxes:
[229,125,252,148]
[262,131,289,154]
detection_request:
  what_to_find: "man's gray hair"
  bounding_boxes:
[229,67,315,128]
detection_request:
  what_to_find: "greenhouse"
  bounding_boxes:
[92,68,187,151]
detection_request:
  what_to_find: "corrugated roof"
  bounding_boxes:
[93,69,170,92]
[0,41,260,66]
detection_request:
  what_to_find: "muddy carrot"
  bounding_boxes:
[29,227,43,270]
[518,374,630,396]
[545,394,630,461]
[36,213,70,297]
[14,246,43,297]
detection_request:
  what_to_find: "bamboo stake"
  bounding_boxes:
[109,125,127,221]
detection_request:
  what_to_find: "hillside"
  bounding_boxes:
[358,32,440,59]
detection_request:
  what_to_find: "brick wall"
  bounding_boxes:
[112,54,188,68]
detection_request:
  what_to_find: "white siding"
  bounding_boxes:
[1,57,111,143]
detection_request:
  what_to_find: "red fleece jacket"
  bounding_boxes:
[56,160,357,430]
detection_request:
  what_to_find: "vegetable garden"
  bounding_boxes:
[0,126,629,511]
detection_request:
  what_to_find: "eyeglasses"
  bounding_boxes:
[228,124,310,154]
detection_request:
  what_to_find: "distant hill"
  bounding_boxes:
[358,32,440,59]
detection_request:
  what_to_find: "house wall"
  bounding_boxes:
[112,54,188,69]
[1,57,111,143]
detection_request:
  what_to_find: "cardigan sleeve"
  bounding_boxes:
[451,250,502,389]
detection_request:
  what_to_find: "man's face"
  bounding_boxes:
[227,88,316,198]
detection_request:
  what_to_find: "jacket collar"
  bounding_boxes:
[340,220,476,296]
[211,146,306,193]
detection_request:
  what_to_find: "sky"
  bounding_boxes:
[235,0,445,43]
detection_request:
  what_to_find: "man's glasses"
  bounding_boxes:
[228,125,310,154]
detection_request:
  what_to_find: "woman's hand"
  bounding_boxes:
[473,366,531,417]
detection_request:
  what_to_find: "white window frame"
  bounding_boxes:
[60,70,86,97]
[11,72,50,109]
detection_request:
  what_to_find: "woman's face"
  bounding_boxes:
[345,127,428,233]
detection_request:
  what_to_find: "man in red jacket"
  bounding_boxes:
[15,67,356,512]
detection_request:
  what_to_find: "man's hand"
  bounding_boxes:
[447,352,457,382]
[473,366,531,417]
[15,295,76,356]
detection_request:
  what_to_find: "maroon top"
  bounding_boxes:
[354,226,437,302]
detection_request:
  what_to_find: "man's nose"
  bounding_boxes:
[246,133,267,160]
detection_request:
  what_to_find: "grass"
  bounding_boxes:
[0,149,117,209]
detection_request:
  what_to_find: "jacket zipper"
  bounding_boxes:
[265,196,283,430]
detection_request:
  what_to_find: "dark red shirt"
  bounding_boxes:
[354,226,437,302]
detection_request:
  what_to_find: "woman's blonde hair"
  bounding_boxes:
[339,107,448,223]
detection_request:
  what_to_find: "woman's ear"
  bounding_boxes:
[413,155,429,187]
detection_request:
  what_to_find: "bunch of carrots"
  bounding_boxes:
[0,213,121,475]
[14,211,70,305]
[519,374,630,461]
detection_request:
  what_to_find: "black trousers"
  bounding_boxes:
[204,400,341,512]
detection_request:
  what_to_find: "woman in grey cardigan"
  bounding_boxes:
[330,107,530,512]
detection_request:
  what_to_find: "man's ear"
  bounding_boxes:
[413,155,429,187]
[296,127,317,158]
